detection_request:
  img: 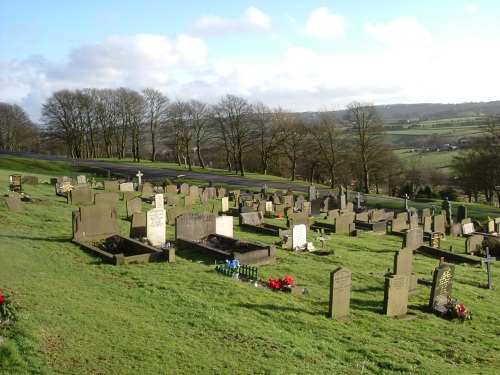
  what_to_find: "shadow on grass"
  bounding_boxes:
[349,298,384,313]
[0,235,69,243]
[234,302,318,316]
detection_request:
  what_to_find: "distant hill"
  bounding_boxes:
[299,100,500,123]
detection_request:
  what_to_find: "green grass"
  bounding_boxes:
[1,159,500,374]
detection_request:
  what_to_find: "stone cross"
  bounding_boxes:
[136,171,143,185]
[355,193,362,209]
[481,247,496,289]
[404,194,409,210]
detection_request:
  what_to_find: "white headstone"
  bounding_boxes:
[136,171,143,185]
[292,224,307,250]
[76,175,86,185]
[265,201,273,212]
[216,216,234,237]
[146,208,166,246]
[119,182,134,191]
[154,194,164,209]
[221,197,229,212]
[462,222,474,235]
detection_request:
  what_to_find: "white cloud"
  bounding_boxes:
[189,7,271,36]
[300,7,346,39]
[464,3,478,12]
[364,16,432,47]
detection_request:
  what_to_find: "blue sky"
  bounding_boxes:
[1,0,499,121]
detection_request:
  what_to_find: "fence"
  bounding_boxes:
[215,263,258,280]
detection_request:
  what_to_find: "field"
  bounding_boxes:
[0,157,499,374]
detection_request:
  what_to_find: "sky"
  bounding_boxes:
[1,0,500,122]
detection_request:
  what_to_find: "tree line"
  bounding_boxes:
[0,88,499,204]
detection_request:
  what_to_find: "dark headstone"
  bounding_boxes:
[429,263,455,313]
[126,197,142,219]
[130,212,147,238]
[457,205,467,223]
[465,234,483,254]
[175,212,216,241]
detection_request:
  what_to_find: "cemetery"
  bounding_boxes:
[1,158,500,374]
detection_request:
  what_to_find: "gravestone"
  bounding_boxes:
[126,197,142,219]
[356,212,369,222]
[154,194,164,209]
[423,216,432,233]
[72,205,118,242]
[481,247,496,289]
[184,195,196,206]
[308,186,316,202]
[295,195,305,210]
[216,216,233,237]
[486,220,495,233]
[166,196,180,206]
[328,267,351,318]
[103,180,119,191]
[119,182,134,192]
[180,183,189,196]
[218,187,226,198]
[176,212,216,241]
[383,274,409,317]
[409,215,419,230]
[265,201,273,213]
[200,194,208,206]
[166,185,177,194]
[432,215,445,234]
[189,185,199,197]
[449,223,462,236]
[402,228,423,251]
[422,208,431,219]
[136,171,143,185]
[5,195,23,212]
[123,191,136,201]
[310,199,321,217]
[205,187,216,200]
[337,187,346,210]
[240,212,263,226]
[462,222,475,235]
[94,192,120,208]
[146,208,166,246]
[457,205,467,223]
[397,212,408,221]
[292,224,307,250]
[465,234,483,254]
[442,199,453,225]
[429,263,455,314]
[9,174,22,192]
[141,182,154,198]
[391,216,408,233]
[76,175,86,185]
[221,197,229,213]
[130,212,147,238]
[335,214,355,234]
[370,209,385,222]
[23,175,39,185]
[393,248,419,294]
[301,201,311,215]
[282,195,294,207]
[68,187,93,205]
[287,212,310,230]
[346,202,354,212]
[327,210,340,221]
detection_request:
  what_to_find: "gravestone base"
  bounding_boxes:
[73,235,174,265]
[282,285,307,294]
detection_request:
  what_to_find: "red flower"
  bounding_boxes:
[0,294,5,304]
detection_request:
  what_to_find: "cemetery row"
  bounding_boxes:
[4,172,498,320]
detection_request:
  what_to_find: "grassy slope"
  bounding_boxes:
[0,157,499,375]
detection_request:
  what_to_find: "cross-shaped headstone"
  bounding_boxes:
[136,171,143,185]
[481,247,496,289]
[355,192,362,209]
[404,194,409,210]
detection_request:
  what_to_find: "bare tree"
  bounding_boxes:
[0,102,39,152]
[252,102,286,175]
[309,108,345,188]
[167,100,194,169]
[278,113,308,181]
[188,99,214,169]
[345,102,385,193]
[212,94,255,176]
[142,88,169,162]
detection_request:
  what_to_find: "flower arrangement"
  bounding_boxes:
[268,275,296,290]
[0,289,16,324]
[445,297,472,321]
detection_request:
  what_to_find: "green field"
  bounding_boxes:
[1,157,499,374]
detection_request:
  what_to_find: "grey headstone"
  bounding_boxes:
[119,182,134,192]
[103,180,119,191]
[383,274,409,317]
[5,195,23,212]
[429,263,455,313]
[175,212,216,241]
[126,197,142,219]
[402,228,423,251]
[130,212,147,238]
[68,187,93,205]
[465,234,483,254]
[94,192,120,208]
[328,267,351,318]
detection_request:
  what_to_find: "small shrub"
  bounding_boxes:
[482,237,500,257]
[439,187,459,201]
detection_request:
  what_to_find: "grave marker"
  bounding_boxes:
[429,263,455,314]
[126,197,142,219]
[5,195,23,212]
[146,208,166,246]
[292,224,307,250]
[328,267,351,318]
[383,274,409,317]
[480,248,496,289]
